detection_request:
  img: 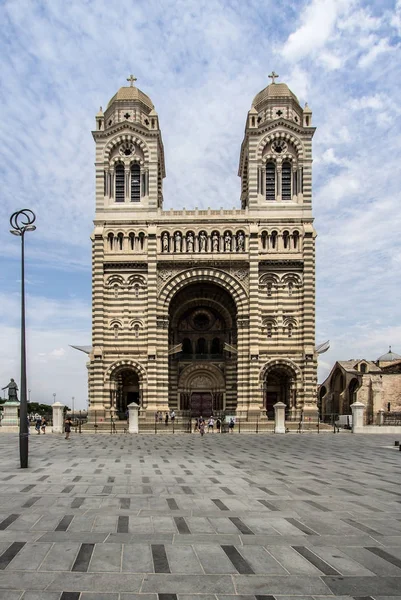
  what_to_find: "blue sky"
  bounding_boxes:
[1,0,400,408]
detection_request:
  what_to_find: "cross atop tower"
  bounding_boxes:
[127,74,137,87]
[268,71,279,84]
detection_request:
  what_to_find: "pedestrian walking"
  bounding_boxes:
[165,412,169,426]
[41,416,47,434]
[229,417,235,433]
[64,416,72,440]
[216,418,221,433]
[199,421,205,436]
[35,417,41,435]
[208,416,214,432]
[158,411,163,422]
[170,410,175,423]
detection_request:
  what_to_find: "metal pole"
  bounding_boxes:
[19,232,28,468]
[10,209,36,469]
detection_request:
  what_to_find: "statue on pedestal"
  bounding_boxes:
[2,378,19,402]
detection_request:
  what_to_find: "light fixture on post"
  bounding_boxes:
[9,209,36,469]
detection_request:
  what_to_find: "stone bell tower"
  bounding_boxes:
[238,71,318,420]
[88,76,166,420]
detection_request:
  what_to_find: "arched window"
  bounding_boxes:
[267,282,272,297]
[261,231,268,250]
[115,164,125,202]
[211,338,221,355]
[182,338,192,355]
[267,323,272,338]
[117,232,124,250]
[129,233,135,250]
[282,162,291,200]
[293,230,299,250]
[131,163,141,202]
[288,282,293,296]
[283,231,290,249]
[108,233,114,250]
[196,338,207,355]
[288,323,293,338]
[266,162,276,201]
[133,324,140,338]
[270,231,278,250]
[138,232,145,250]
[360,363,367,374]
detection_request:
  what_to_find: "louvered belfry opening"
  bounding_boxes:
[265,162,276,201]
[115,164,125,202]
[131,163,141,202]
[282,161,292,200]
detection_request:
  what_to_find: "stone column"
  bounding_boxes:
[378,408,384,426]
[351,401,365,433]
[128,402,139,433]
[274,401,286,434]
[52,402,65,434]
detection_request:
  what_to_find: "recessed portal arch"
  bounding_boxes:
[260,359,300,419]
[167,280,238,415]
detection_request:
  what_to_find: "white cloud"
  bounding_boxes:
[282,0,351,61]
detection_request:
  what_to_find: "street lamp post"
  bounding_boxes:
[53,393,56,404]
[72,396,75,418]
[9,209,36,469]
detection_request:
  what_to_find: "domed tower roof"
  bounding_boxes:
[107,75,154,111]
[252,73,300,112]
[377,346,401,362]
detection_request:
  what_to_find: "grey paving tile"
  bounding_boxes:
[233,574,331,595]
[165,545,203,574]
[323,576,401,596]
[88,542,121,572]
[122,543,153,573]
[141,574,234,594]
[47,572,143,592]
[194,544,237,574]
[40,541,80,571]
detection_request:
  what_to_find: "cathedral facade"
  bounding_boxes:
[87,74,318,423]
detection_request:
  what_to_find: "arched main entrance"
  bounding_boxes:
[168,282,237,415]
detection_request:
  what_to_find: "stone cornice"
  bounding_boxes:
[92,122,161,141]
[259,260,304,270]
[104,262,148,271]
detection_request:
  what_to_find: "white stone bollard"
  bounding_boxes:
[273,402,286,434]
[351,401,365,433]
[52,402,65,434]
[127,402,139,433]
[378,409,384,426]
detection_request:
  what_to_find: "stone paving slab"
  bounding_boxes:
[0,433,400,598]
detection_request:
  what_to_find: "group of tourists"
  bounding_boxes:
[34,416,47,434]
[194,416,235,435]
[154,410,176,426]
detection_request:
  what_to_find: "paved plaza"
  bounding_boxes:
[0,432,401,599]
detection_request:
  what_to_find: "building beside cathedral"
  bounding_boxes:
[87,74,318,423]
[319,348,401,424]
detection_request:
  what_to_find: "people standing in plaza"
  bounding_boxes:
[229,417,235,433]
[208,416,214,433]
[165,412,169,426]
[64,416,72,440]
[170,410,175,424]
[199,420,205,436]
[41,416,47,434]
[216,418,221,433]
[158,411,163,423]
